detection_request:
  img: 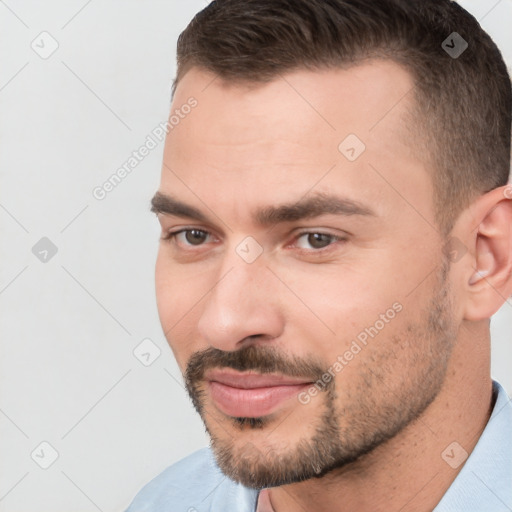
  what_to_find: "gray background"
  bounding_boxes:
[0,1,510,511]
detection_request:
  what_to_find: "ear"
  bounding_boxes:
[463,185,512,321]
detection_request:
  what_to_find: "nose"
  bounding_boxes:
[196,252,284,351]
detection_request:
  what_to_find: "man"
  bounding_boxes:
[127,0,512,510]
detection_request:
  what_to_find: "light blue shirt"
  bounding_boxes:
[126,380,512,511]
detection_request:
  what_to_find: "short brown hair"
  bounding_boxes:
[173,0,511,235]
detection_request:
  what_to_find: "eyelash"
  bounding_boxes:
[161,229,214,245]
[161,228,347,252]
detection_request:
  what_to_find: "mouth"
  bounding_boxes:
[204,369,313,418]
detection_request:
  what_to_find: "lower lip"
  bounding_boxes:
[208,381,310,418]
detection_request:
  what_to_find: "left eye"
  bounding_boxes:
[295,232,339,250]
[169,229,211,246]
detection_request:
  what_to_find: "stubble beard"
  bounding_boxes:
[184,257,457,489]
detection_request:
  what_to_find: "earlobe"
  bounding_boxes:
[464,186,512,321]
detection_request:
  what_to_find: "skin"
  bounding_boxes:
[153,62,512,511]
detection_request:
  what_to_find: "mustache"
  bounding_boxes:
[185,344,326,387]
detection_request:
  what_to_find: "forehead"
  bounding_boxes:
[162,61,432,228]
[172,60,417,138]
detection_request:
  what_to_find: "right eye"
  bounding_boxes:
[162,228,214,247]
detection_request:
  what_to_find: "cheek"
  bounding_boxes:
[281,260,413,364]
[155,251,210,366]
[155,252,193,340]
[155,250,198,315]
[283,265,393,328]
[155,251,174,323]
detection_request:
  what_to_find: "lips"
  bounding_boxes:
[205,369,312,418]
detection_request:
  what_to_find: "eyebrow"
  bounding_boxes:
[150,191,376,226]
[255,193,376,225]
[151,192,211,223]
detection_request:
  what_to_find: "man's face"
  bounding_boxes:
[154,61,459,488]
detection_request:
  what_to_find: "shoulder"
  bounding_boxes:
[125,447,259,511]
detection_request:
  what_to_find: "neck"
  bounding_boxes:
[268,329,494,512]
